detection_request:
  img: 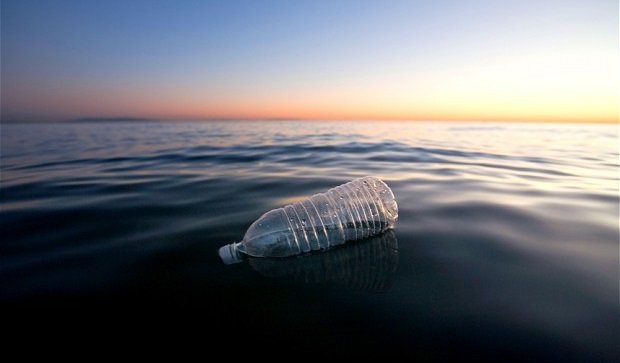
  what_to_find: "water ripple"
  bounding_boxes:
[0,121,617,360]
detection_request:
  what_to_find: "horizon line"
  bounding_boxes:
[1,117,618,124]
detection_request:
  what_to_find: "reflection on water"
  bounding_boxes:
[248,231,399,292]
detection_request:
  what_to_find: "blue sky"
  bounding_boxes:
[1,0,617,122]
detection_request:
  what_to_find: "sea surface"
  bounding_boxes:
[1,121,618,360]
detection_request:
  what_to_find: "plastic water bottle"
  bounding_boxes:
[219,176,398,264]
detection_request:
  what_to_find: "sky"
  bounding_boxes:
[1,0,618,122]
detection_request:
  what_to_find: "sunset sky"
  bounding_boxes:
[1,0,617,123]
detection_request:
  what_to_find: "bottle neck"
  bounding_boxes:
[218,242,244,265]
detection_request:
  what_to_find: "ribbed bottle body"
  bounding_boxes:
[240,176,398,258]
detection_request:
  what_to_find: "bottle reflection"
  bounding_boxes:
[248,230,399,292]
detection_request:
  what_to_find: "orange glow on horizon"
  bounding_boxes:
[10,49,614,123]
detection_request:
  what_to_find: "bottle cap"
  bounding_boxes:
[219,243,243,265]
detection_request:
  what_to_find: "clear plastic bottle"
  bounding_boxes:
[219,176,398,264]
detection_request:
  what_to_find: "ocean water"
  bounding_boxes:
[1,121,618,359]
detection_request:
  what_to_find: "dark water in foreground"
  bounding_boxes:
[1,121,618,359]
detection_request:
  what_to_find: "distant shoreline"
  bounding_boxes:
[70,117,162,123]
